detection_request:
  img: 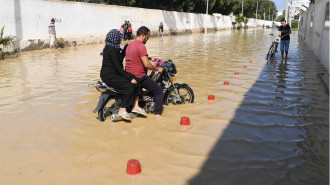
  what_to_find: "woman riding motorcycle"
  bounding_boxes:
[100,29,146,120]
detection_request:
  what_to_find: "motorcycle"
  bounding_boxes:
[89,59,194,122]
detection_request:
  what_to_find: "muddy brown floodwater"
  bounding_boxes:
[0,29,328,185]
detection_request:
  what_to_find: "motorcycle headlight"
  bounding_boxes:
[162,60,177,75]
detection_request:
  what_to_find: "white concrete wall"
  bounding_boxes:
[298,0,329,72]
[247,19,280,27]
[0,0,269,51]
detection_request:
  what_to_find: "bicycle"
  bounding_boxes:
[266,39,279,60]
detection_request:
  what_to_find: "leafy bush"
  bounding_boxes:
[2,51,16,58]
[235,14,249,29]
[235,14,244,29]
[291,21,298,29]
[0,25,15,51]
[0,26,16,59]
[232,22,237,29]
[243,17,249,29]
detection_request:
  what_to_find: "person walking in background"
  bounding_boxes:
[124,21,129,40]
[127,21,132,40]
[120,25,124,39]
[159,22,164,36]
[274,20,291,62]
[48,18,57,49]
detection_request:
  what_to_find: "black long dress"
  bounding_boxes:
[100,46,137,108]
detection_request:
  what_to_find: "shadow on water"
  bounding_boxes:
[188,36,329,184]
[14,0,22,51]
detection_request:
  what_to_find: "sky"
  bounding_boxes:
[272,0,287,11]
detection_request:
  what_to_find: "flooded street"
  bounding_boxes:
[0,29,328,185]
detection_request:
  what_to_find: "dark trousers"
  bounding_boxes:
[116,82,136,109]
[140,76,164,115]
[102,77,136,109]
[124,31,128,40]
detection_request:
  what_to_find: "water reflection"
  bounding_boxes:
[188,32,329,185]
[275,63,288,96]
[0,29,328,185]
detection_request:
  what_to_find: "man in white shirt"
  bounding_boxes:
[48,18,57,49]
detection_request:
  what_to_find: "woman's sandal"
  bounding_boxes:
[119,111,131,120]
[132,107,147,116]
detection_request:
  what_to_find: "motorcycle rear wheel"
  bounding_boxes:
[164,86,194,105]
[98,98,116,121]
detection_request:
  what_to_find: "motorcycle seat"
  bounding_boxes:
[97,81,120,95]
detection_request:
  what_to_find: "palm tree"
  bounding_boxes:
[0,25,15,52]
[235,14,244,29]
[243,17,248,29]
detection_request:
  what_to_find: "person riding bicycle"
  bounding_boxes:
[100,29,145,120]
[274,20,291,61]
[125,26,164,119]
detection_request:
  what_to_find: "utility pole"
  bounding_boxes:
[205,0,209,34]
[285,0,289,22]
[256,1,259,19]
[268,8,270,20]
[241,0,244,15]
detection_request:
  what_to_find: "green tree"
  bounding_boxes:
[235,14,244,29]
[62,0,277,18]
[0,26,15,50]
[256,0,277,20]
[291,21,298,29]
[243,17,248,28]
[213,0,239,15]
[276,10,285,22]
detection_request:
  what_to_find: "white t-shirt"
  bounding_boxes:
[48,23,55,35]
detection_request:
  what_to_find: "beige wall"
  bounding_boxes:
[298,0,329,72]
[1,0,271,51]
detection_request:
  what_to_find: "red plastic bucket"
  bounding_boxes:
[208,95,215,100]
[126,159,141,175]
[180,117,190,125]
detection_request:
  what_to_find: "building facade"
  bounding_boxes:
[288,0,310,24]
[298,0,330,72]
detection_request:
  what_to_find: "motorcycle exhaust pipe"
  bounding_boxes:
[110,114,122,121]
[110,113,137,121]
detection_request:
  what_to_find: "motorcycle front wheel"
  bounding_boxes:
[164,86,194,105]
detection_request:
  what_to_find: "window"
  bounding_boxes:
[325,2,330,29]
